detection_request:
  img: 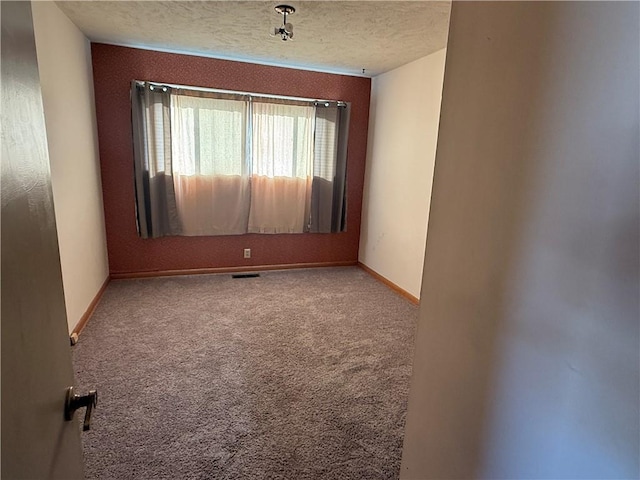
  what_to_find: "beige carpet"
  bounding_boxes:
[73,266,418,479]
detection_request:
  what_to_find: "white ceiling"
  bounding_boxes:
[56,1,451,77]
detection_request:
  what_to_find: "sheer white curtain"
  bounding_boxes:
[249,101,315,233]
[171,94,250,235]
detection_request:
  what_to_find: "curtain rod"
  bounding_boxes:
[134,80,347,107]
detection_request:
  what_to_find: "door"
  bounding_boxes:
[1,1,85,478]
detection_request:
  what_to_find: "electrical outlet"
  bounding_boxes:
[243,248,251,259]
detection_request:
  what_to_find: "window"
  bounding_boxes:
[131,82,349,238]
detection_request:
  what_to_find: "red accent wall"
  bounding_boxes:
[91,44,371,275]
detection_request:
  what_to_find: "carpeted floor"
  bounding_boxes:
[73,266,418,479]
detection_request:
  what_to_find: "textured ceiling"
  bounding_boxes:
[56,1,451,77]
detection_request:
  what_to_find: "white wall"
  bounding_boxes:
[401,2,639,478]
[359,50,446,299]
[32,1,109,333]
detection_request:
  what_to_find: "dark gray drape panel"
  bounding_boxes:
[309,103,350,233]
[131,82,181,238]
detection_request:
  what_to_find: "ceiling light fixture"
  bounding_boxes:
[271,4,295,41]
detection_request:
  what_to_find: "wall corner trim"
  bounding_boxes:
[71,275,110,337]
[358,262,419,305]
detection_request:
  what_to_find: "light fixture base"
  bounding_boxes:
[275,4,295,16]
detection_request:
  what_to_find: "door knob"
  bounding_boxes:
[64,387,98,431]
